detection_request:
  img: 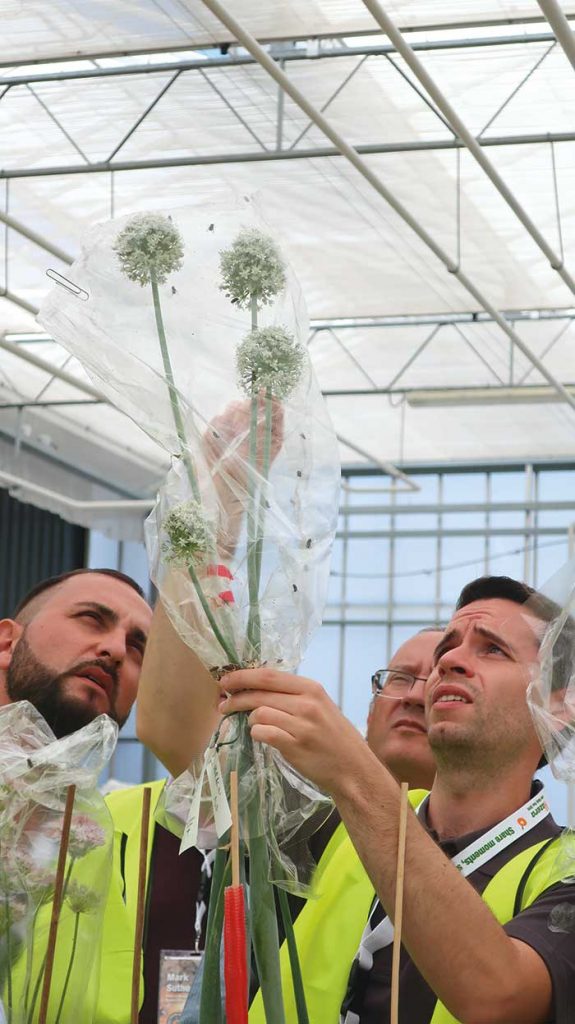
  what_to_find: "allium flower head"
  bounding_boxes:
[113,213,184,286]
[220,229,286,309]
[163,500,213,567]
[66,881,101,915]
[237,326,304,399]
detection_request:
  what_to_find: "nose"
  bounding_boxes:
[401,676,426,707]
[436,643,473,678]
[95,627,127,664]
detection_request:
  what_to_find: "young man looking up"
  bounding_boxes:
[220,576,575,1024]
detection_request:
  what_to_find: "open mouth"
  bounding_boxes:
[432,685,472,708]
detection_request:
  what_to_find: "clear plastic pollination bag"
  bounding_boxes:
[0,701,117,1023]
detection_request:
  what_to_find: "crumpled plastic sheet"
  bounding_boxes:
[39,198,340,674]
[157,715,334,896]
[39,197,341,892]
[0,701,117,1023]
[526,557,575,781]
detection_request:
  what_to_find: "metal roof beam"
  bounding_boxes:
[0,32,563,84]
[3,130,575,179]
[536,0,575,71]
[195,0,575,415]
[311,309,575,328]
[362,0,575,297]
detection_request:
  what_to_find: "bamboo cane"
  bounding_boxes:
[37,784,76,1024]
[390,782,409,1024]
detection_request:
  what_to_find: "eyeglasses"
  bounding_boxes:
[371,668,428,699]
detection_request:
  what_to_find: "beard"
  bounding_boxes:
[6,634,125,739]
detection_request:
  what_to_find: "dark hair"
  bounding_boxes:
[456,575,571,769]
[14,568,147,619]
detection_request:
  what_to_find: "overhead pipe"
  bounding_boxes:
[195,0,575,414]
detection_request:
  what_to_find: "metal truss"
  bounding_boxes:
[0,33,561,85]
[2,131,575,180]
[1,16,574,72]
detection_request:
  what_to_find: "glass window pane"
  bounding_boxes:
[393,537,437,604]
[299,624,340,704]
[342,624,387,728]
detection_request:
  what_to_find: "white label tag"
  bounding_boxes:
[206,749,232,838]
[179,761,207,854]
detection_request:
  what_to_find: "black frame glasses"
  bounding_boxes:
[371,668,428,699]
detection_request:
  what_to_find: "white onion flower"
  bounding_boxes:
[113,213,184,286]
[163,500,213,566]
[237,326,304,399]
[219,229,286,309]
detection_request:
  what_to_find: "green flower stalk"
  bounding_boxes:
[213,229,306,1024]
[115,213,240,667]
[53,884,100,1024]
[113,214,199,501]
[236,327,305,661]
[163,502,240,666]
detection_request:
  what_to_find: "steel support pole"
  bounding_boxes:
[0,337,103,398]
[0,211,73,264]
[0,289,39,316]
[191,0,575,414]
[362,0,575,296]
[537,0,575,72]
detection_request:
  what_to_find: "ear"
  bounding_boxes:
[0,619,23,672]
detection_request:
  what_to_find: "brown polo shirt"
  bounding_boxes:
[340,792,575,1024]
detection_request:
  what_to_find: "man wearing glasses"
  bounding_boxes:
[367,627,442,791]
[224,576,575,1024]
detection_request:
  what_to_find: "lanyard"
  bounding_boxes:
[449,787,550,877]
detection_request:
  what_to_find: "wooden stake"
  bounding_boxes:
[38,783,76,1024]
[230,770,240,889]
[390,782,409,1024]
[131,786,152,1024]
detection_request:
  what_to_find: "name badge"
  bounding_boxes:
[158,949,202,1022]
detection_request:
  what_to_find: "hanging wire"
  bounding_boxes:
[330,537,566,580]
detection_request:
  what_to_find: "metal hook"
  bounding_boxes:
[46,268,89,301]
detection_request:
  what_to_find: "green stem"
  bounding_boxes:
[199,847,230,1024]
[22,904,42,1018]
[187,562,240,665]
[242,725,285,1024]
[277,888,309,1024]
[52,913,80,1024]
[151,272,200,502]
[152,272,239,664]
[249,838,285,1024]
[251,294,258,330]
[253,387,273,593]
[245,392,262,661]
[27,863,74,1024]
[4,892,12,1023]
